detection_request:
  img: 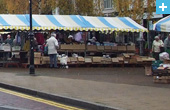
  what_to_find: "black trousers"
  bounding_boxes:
[153,52,160,60]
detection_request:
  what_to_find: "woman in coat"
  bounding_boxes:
[46,32,59,68]
[152,36,164,60]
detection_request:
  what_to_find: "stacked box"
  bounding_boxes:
[123,54,130,64]
[104,46,112,50]
[117,46,126,52]
[41,56,50,64]
[97,46,104,51]
[102,58,112,64]
[34,52,41,57]
[127,45,136,52]
[70,57,77,64]
[85,58,92,63]
[129,58,137,64]
[117,57,124,64]
[86,45,97,52]
[112,46,118,52]
[112,58,119,63]
[78,57,85,62]
[92,57,102,63]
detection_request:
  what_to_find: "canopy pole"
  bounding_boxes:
[29,0,35,74]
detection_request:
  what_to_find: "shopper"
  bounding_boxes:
[164,34,170,56]
[4,34,13,46]
[152,36,164,60]
[46,32,59,68]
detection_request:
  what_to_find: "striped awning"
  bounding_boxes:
[25,15,89,31]
[0,14,29,30]
[0,14,148,32]
[153,15,170,32]
[80,16,148,32]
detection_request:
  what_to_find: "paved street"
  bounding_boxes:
[0,88,85,110]
[0,67,170,110]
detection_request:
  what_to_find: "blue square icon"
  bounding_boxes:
[156,0,170,14]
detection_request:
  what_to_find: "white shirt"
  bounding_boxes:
[47,36,59,54]
[152,40,164,53]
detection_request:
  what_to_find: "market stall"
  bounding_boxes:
[0,14,151,68]
[153,15,170,32]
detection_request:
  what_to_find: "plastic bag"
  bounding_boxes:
[159,52,169,61]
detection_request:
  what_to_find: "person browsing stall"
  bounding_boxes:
[152,36,164,60]
[4,34,13,46]
[46,32,59,68]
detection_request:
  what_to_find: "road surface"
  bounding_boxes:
[0,87,85,110]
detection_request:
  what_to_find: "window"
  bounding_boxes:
[104,0,113,9]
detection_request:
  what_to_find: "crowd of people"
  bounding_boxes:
[152,34,170,60]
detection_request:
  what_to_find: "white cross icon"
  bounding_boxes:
[159,3,167,11]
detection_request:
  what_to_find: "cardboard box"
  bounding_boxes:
[142,57,155,62]
[85,58,92,63]
[97,46,104,51]
[112,58,119,63]
[145,66,152,76]
[123,53,130,58]
[41,56,50,61]
[12,46,21,51]
[124,59,129,64]
[117,57,124,62]
[102,58,112,64]
[60,44,73,50]
[41,56,50,64]
[136,57,143,62]
[2,44,11,51]
[104,46,112,50]
[92,57,102,63]
[70,57,77,62]
[73,44,85,50]
[127,45,136,52]
[34,52,41,58]
[34,58,41,64]
[78,57,85,62]
[87,45,97,51]
[112,46,118,51]
[117,46,126,51]
[129,58,137,64]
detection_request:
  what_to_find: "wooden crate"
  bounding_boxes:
[78,57,85,62]
[41,56,50,64]
[97,46,104,51]
[92,57,102,63]
[86,45,97,52]
[73,44,85,50]
[104,46,112,50]
[112,58,119,63]
[112,46,118,51]
[85,58,92,63]
[34,52,41,58]
[117,46,126,52]
[127,45,136,52]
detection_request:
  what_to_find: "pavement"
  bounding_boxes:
[0,67,170,110]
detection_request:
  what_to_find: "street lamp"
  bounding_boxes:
[29,0,35,74]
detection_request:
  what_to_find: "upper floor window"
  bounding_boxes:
[104,0,113,9]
